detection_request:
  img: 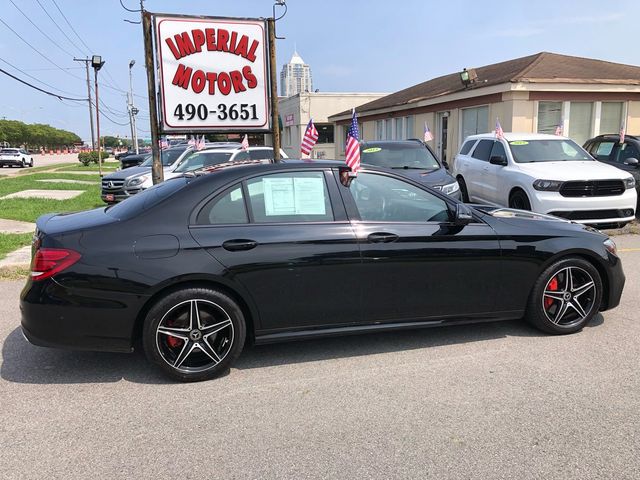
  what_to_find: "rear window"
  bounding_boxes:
[1,149,19,154]
[471,140,494,161]
[105,177,189,220]
[459,140,475,155]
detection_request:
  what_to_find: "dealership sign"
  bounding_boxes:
[155,15,270,132]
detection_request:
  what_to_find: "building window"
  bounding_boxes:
[461,106,489,140]
[537,101,563,134]
[284,127,292,146]
[600,102,624,135]
[395,118,403,140]
[316,124,334,144]
[405,116,414,139]
[385,119,392,140]
[568,102,593,146]
[376,120,383,140]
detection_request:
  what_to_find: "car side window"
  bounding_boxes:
[246,171,334,223]
[248,149,273,161]
[592,141,615,161]
[196,185,248,225]
[459,140,475,156]
[349,172,450,223]
[471,140,494,161]
[489,141,506,159]
[231,151,251,162]
[614,143,640,164]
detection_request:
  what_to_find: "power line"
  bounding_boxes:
[50,0,92,53]
[0,16,85,83]
[0,67,87,101]
[33,0,84,55]
[0,56,84,97]
[8,0,76,57]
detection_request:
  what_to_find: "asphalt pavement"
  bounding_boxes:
[1,236,640,479]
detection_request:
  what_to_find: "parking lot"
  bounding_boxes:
[1,235,639,479]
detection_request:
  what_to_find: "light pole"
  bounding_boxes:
[92,55,105,177]
[74,57,96,151]
[128,60,139,154]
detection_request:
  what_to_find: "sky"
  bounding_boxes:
[1,0,639,142]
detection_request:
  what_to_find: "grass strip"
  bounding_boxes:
[0,232,32,260]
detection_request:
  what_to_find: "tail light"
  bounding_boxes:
[31,248,81,281]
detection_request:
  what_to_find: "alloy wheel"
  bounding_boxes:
[542,266,596,327]
[155,299,234,373]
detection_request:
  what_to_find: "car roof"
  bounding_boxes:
[361,140,424,146]
[464,132,566,141]
[589,134,639,142]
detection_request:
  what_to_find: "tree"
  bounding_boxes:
[0,119,81,148]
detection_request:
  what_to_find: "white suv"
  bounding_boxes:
[453,133,637,226]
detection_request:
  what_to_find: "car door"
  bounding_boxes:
[611,142,640,183]
[189,169,362,333]
[483,140,508,204]
[339,169,501,323]
[465,139,494,202]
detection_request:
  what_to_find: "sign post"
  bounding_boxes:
[142,11,163,184]
[267,17,281,162]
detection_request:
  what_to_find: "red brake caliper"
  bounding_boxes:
[545,276,558,309]
[167,336,183,348]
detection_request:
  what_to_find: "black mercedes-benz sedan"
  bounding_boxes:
[21,161,625,382]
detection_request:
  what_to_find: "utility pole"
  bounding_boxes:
[74,58,96,150]
[267,18,281,162]
[91,55,105,177]
[128,60,139,154]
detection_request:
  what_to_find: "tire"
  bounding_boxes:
[20,160,26,168]
[509,189,531,210]
[524,257,602,335]
[457,176,470,203]
[143,287,246,382]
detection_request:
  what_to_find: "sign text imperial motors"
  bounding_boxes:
[155,16,270,132]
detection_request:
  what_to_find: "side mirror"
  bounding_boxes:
[489,155,507,166]
[624,157,639,166]
[453,203,473,226]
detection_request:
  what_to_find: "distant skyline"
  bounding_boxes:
[1,0,639,141]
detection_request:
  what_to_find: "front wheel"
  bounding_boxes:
[524,258,602,334]
[143,287,246,382]
[509,190,531,210]
[457,176,470,203]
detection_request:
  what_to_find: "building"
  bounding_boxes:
[329,52,640,164]
[280,50,313,97]
[277,92,388,159]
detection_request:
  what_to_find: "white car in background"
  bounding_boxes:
[453,133,637,227]
[122,146,288,196]
[0,148,33,168]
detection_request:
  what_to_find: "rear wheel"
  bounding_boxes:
[509,189,531,210]
[143,287,246,382]
[20,159,26,168]
[525,258,602,334]
[457,176,470,203]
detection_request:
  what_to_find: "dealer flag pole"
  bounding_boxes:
[142,10,164,185]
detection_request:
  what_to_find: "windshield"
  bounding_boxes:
[174,151,233,172]
[140,148,187,167]
[360,143,440,170]
[509,139,593,163]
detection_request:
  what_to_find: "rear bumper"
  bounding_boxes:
[20,278,148,353]
[0,159,23,166]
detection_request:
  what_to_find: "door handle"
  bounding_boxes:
[367,232,399,243]
[222,239,258,251]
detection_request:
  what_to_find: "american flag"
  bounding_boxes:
[345,109,360,172]
[554,121,564,136]
[187,136,196,147]
[495,118,504,140]
[423,122,434,142]
[301,119,319,157]
[620,119,626,144]
[195,135,205,151]
[241,134,249,151]
[159,138,169,149]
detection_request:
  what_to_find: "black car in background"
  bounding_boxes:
[584,134,640,188]
[360,140,461,199]
[21,161,624,382]
[120,153,150,169]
